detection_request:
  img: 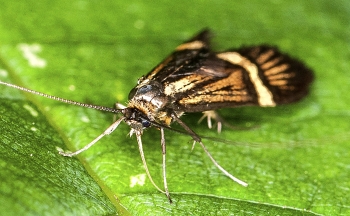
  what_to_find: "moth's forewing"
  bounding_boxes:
[136,30,313,114]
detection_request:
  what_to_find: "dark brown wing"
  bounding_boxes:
[137,29,211,85]
[134,30,313,113]
[163,53,260,112]
[235,46,314,104]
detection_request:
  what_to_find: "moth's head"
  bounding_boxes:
[128,81,169,110]
[122,107,152,130]
[127,80,172,127]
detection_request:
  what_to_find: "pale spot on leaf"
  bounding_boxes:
[130,174,146,188]
[30,127,38,132]
[23,104,39,117]
[18,43,47,68]
[0,69,8,77]
[81,115,90,123]
[134,19,145,29]
[68,85,76,91]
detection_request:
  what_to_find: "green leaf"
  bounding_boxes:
[0,100,117,215]
[0,0,349,215]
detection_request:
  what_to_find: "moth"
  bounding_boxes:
[0,29,313,203]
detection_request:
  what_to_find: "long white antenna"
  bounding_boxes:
[0,80,120,113]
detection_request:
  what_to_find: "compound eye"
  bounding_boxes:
[128,87,137,100]
[141,120,151,128]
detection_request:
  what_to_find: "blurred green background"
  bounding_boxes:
[0,0,349,215]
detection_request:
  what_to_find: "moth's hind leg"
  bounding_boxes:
[198,110,224,133]
[198,110,258,133]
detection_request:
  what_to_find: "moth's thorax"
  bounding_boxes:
[127,80,173,126]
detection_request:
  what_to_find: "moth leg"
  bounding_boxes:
[172,113,248,187]
[59,116,125,156]
[160,128,172,203]
[135,130,167,196]
[199,110,258,132]
[197,141,248,187]
[198,110,223,133]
